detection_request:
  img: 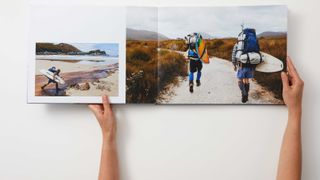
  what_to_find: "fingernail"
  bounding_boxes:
[103,95,107,102]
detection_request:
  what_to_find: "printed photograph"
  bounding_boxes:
[157,5,287,104]
[35,43,119,96]
[126,7,159,103]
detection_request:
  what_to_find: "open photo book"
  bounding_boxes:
[27,5,287,104]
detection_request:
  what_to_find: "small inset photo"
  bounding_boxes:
[35,43,119,97]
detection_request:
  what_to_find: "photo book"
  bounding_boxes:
[27,5,287,104]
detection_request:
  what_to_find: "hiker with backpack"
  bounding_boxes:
[185,33,208,93]
[232,28,263,103]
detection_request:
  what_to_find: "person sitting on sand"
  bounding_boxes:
[41,66,61,95]
[187,36,203,93]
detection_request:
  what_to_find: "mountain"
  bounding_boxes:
[126,28,169,41]
[257,31,287,38]
[36,43,107,56]
[36,43,81,54]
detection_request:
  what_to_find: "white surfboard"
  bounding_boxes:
[255,52,284,73]
[40,69,65,84]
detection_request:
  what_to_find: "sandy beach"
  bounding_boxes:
[35,60,119,96]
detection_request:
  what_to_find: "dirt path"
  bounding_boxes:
[157,56,283,104]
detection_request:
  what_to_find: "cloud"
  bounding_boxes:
[158,5,287,38]
[126,7,158,32]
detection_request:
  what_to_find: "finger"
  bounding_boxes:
[286,57,296,85]
[281,72,289,90]
[102,95,112,112]
[287,56,300,80]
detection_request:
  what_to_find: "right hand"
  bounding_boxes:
[281,57,304,112]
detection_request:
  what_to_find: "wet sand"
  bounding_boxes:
[35,60,119,96]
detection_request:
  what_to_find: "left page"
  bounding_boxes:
[27,5,126,104]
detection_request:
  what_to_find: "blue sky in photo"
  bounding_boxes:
[71,43,119,57]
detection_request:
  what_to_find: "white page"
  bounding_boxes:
[28,5,126,104]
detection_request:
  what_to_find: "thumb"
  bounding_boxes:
[102,95,112,112]
[281,72,289,91]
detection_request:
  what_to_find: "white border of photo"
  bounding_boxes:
[27,5,126,104]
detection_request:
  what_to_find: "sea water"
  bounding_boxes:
[36,55,118,65]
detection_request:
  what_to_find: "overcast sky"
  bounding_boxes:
[127,5,287,39]
[160,5,287,38]
[126,7,158,32]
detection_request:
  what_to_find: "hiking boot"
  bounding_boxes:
[242,95,248,103]
[189,81,194,93]
[196,80,201,87]
[244,83,250,94]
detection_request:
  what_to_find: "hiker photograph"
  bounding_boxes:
[157,5,287,104]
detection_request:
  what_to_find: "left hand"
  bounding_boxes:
[88,96,116,143]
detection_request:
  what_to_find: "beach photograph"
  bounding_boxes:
[35,43,119,96]
[156,5,287,104]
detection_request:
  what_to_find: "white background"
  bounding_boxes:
[0,0,319,180]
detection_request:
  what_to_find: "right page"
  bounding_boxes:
[157,5,287,104]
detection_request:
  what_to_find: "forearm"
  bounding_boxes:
[99,138,119,180]
[276,108,302,180]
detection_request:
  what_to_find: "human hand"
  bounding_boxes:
[281,57,304,113]
[89,96,116,144]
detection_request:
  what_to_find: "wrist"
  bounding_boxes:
[288,106,302,125]
[102,132,116,144]
[288,106,302,116]
[102,138,116,150]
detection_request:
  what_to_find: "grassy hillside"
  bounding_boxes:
[126,40,187,103]
[159,40,187,51]
[36,43,81,54]
[158,50,188,92]
[126,40,158,103]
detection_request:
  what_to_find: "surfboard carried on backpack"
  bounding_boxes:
[255,52,284,73]
[234,27,284,73]
[185,33,210,64]
[197,37,210,64]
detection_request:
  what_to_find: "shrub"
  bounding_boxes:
[158,51,188,90]
[126,41,187,103]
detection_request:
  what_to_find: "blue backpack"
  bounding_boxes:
[243,28,260,54]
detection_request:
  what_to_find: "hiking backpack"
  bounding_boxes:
[185,33,202,60]
[235,28,263,65]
